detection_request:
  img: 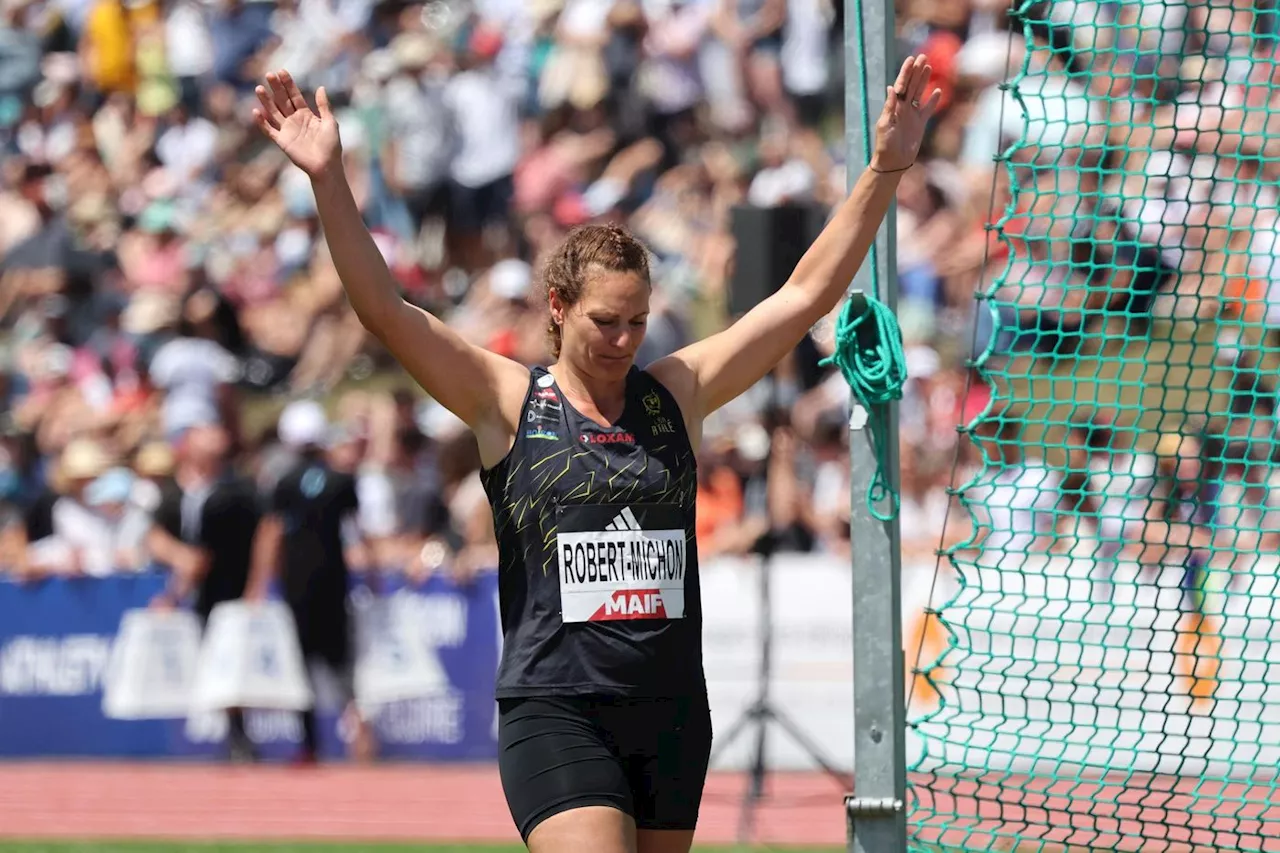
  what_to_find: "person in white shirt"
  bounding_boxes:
[780,0,832,128]
[967,417,1064,570]
[154,103,220,185]
[147,331,241,443]
[443,23,522,271]
[960,50,1101,178]
[164,0,215,111]
[49,466,153,577]
[1061,422,1160,561]
[640,0,715,167]
[381,33,455,248]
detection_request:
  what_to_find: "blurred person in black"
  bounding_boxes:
[245,400,374,764]
[148,420,262,762]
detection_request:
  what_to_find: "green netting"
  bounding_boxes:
[907,1,1280,850]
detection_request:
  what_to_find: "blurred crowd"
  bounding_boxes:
[22,0,1280,587]
[960,0,1280,581]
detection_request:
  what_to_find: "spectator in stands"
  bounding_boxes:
[1,162,96,333]
[434,429,497,586]
[0,1,43,114]
[783,410,837,551]
[898,440,952,561]
[761,416,821,553]
[146,289,242,442]
[19,437,104,578]
[31,438,153,577]
[131,438,176,511]
[380,31,454,264]
[149,420,261,761]
[716,0,788,123]
[967,414,1063,570]
[1144,431,1221,703]
[79,0,136,98]
[246,399,375,764]
[208,0,276,93]
[0,0,1067,588]
[696,431,749,558]
[163,0,216,111]
[443,22,521,272]
[1141,431,1218,570]
[780,0,835,131]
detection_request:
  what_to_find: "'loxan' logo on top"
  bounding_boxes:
[581,431,635,445]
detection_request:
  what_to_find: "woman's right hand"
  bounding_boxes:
[253,69,342,179]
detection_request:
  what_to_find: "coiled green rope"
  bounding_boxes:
[819,291,907,522]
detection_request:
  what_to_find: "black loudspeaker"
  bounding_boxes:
[728,202,828,318]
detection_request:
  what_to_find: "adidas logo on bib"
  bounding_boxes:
[605,507,643,531]
[556,505,687,623]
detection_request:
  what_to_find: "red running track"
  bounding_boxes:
[8,765,1278,850]
[0,764,849,847]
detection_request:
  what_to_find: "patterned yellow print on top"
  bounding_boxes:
[644,389,676,436]
[484,376,698,580]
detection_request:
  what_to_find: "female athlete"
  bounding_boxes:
[254,55,938,853]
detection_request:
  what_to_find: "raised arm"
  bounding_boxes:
[649,57,940,430]
[252,71,529,467]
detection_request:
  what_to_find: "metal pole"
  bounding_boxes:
[843,0,907,849]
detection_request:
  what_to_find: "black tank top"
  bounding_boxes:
[480,365,703,698]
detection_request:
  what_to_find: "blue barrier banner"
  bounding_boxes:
[0,571,501,761]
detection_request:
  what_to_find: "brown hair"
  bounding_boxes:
[538,224,651,358]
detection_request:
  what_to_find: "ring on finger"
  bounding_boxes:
[912,99,921,108]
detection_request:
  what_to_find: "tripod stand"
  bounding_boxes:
[707,532,853,844]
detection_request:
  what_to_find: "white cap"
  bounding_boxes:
[905,345,940,380]
[734,423,771,463]
[278,400,329,449]
[956,33,1020,82]
[490,259,532,301]
[415,400,467,441]
[362,48,399,83]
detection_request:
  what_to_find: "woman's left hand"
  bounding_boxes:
[872,55,943,173]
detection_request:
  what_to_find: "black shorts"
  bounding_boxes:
[287,598,356,706]
[497,693,713,841]
[404,181,449,227]
[287,598,351,669]
[448,174,513,234]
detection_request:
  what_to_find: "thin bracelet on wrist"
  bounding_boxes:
[870,162,914,175]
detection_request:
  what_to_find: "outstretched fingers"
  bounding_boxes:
[920,87,944,118]
[252,106,284,145]
[907,55,930,104]
[885,55,936,115]
[277,69,311,116]
[264,71,296,120]
[891,56,913,102]
[254,85,282,132]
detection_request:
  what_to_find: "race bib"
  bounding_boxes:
[556,504,687,623]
